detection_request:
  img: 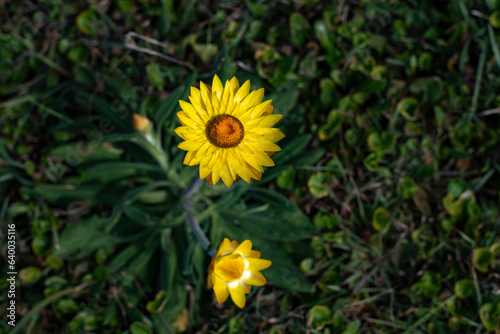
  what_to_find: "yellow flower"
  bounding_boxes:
[175,75,285,187]
[207,238,272,308]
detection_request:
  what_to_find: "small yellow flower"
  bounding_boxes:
[175,75,285,187]
[207,238,272,308]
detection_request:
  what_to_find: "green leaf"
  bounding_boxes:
[308,305,333,330]
[473,247,494,273]
[58,216,113,255]
[76,9,99,36]
[268,80,299,116]
[192,43,218,64]
[480,303,500,331]
[318,110,341,141]
[273,134,311,165]
[372,207,390,231]
[367,131,395,152]
[19,266,42,284]
[454,278,474,299]
[447,179,468,197]
[76,92,131,131]
[130,322,153,334]
[276,168,295,189]
[85,162,163,181]
[409,77,443,102]
[220,188,315,241]
[410,271,441,298]
[31,235,49,256]
[34,184,104,206]
[364,152,381,172]
[396,97,419,121]
[147,291,168,313]
[398,177,417,199]
[290,12,311,46]
[146,64,164,91]
[486,0,500,11]
[154,73,196,130]
[105,180,171,232]
[57,299,78,314]
[442,194,464,216]
[308,172,328,198]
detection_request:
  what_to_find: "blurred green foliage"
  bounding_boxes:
[1,0,500,333]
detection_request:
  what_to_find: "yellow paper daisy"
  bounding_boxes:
[175,75,285,187]
[207,238,272,308]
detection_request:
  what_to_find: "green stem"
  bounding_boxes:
[182,177,215,256]
[142,133,169,171]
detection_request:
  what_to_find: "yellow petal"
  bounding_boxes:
[177,111,200,129]
[254,151,275,167]
[252,140,281,152]
[199,164,211,179]
[221,80,231,107]
[247,250,261,258]
[220,164,234,187]
[230,240,239,250]
[178,140,204,151]
[250,127,285,143]
[229,77,240,94]
[218,238,232,254]
[256,114,282,127]
[211,162,222,185]
[241,151,267,170]
[228,282,246,308]
[190,86,203,105]
[225,87,236,115]
[241,271,267,286]
[234,80,250,103]
[213,276,229,304]
[215,257,245,282]
[241,282,251,294]
[207,271,215,289]
[200,82,214,117]
[211,92,220,115]
[249,100,272,119]
[179,100,199,119]
[235,240,252,255]
[188,96,209,120]
[246,258,272,271]
[183,150,197,165]
[239,88,264,115]
[212,74,223,99]
[247,164,262,181]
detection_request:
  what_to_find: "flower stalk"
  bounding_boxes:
[182,177,215,256]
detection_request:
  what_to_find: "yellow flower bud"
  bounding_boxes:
[132,113,152,134]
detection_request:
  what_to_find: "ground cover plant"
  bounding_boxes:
[1,0,500,333]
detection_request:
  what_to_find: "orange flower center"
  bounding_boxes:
[206,115,244,148]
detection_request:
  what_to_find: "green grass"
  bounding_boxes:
[1,0,500,333]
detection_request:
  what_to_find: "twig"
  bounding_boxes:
[124,42,192,68]
[470,10,489,20]
[478,107,500,117]
[126,31,172,49]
